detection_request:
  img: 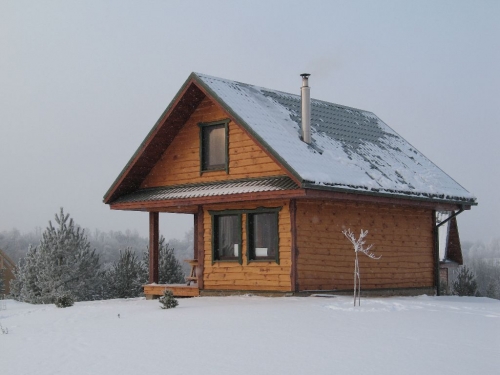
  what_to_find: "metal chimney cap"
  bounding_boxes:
[300,73,311,78]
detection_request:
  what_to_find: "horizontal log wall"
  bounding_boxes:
[296,200,434,291]
[203,200,292,292]
[0,251,16,295]
[141,97,286,188]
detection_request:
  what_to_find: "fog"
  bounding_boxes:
[1,1,498,242]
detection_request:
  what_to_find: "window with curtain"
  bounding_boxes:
[248,212,278,262]
[201,124,226,171]
[213,214,241,262]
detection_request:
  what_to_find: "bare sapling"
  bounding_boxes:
[342,229,381,306]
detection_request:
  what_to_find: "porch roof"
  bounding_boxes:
[113,176,299,204]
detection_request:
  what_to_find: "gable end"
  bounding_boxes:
[103,78,206,204]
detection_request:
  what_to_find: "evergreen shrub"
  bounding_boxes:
[453,266,479,296]
[159,290,178,309]
[54,292,75,308]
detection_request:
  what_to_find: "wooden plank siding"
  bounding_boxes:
[141,97,287,188]
[202,200,292,291]
[0,248,16,296]
[295,200,435,291]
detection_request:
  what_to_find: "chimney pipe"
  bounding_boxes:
[300,73,311,144]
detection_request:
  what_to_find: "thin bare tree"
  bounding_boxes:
[342,229,381,306]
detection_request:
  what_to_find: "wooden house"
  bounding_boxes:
[0,248,16,296]
[103,73,476,298]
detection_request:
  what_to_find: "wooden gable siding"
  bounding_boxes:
[141,97,287,188]
[295,200,434,291]
[203,200,292,291]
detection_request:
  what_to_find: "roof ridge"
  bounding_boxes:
[193,72,376,116]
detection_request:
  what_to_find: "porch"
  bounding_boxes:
[144,210,204,298]
[144,284,200,298]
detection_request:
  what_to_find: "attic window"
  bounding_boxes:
[199,120,229,172]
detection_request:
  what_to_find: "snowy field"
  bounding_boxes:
[1,295,499,375]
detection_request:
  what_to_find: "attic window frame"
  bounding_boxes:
[199,119,230,174]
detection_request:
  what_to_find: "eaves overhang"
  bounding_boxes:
[302,182,476,208]
[103,74,206,204]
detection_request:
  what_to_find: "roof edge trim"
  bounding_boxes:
[303,182,477,206]
[103,73,202,204]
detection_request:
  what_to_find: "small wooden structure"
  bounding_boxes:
[144,284,199,298]
[184,259,198,285]
[103,73,476,297]
[438,214,464,291]
[0,248,16,296]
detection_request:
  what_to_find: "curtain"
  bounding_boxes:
[204,126,225,168]
[253,213,277,257]
[217,215,238,258]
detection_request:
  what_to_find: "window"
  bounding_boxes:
[212,214,242,263]
[247,211,279,263]
[210,207,280,265]
[200,120,229,172]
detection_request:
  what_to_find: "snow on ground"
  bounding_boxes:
[1,295,499,375]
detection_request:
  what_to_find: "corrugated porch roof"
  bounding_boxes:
[113,176,299,204]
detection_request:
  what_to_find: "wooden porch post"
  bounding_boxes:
[196,205,204,290]
[290,199,298,293]
[193,212,198,260]
[149,212,159,284]
[432,209,440,296]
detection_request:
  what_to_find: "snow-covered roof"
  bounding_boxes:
[195,73,476,204]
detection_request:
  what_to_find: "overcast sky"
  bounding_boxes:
[1,0,498,243]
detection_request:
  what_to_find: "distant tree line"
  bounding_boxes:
[0,223,193,276]
[5,209,191,304]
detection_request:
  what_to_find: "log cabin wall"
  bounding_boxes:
[202,200,292,292]
[295,200,434,291]
[0,250,16,296]
[141,97,287,188]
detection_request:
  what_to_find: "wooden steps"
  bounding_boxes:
[144,284,199,298]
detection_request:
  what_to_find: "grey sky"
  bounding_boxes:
[1,0,498,243]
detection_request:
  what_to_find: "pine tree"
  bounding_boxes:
[452,266,479,296]
[158,237,185,284]
[485,281,499,300]
[142,236,185,284]
[159,289,178,309]
[10,245,43,301]
[54,291,75,308]
[10,208,102,304]
[104,249,143,298]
